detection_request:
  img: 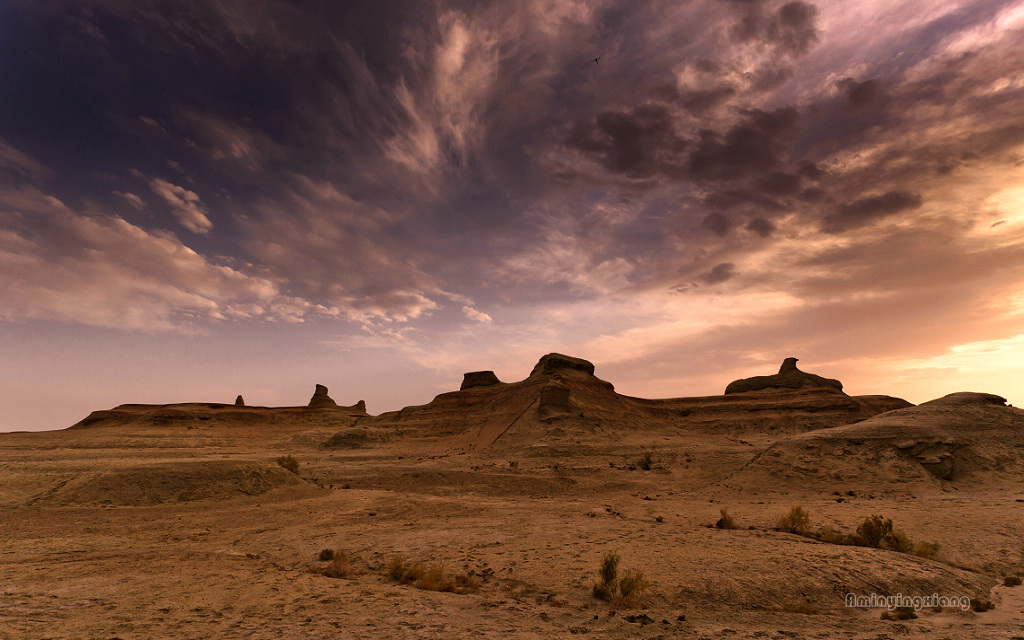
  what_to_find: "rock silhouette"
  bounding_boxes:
[724,357,843,394]
[234,395,245,407]
[307,384,338,408]
[461,371,502,390]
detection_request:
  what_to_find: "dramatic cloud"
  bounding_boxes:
[2,0,1024,430]
[822,190,924,233]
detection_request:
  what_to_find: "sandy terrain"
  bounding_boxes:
[2,355,1023,639]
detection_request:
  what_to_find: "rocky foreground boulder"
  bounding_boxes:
[725,357,843,394]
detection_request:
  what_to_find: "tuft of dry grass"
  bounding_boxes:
[715,508,738,530]
[616,571,649,608]
[321,550,350,578]
[276,455,299,474]
[386,555,478,594]
[776,505,810,535]
[591,551,648,608]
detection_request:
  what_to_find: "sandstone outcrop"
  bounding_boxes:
[308,384,338,409]
[461,371,502,390]
[725,358,843,394]
[530,353,596,377]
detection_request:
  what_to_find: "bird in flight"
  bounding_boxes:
[593,56,600,64]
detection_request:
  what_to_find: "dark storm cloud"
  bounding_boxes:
[687,107,800,181]
[566,105,687,179]
[703,262,737,285]
[746,217,776,237]
[822,191,924,234]
[836,78,885,109]
[701,213,732,236]
[731,0,820,56]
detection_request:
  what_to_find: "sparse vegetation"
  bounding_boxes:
[776,505,810,535]
[319,548,334,561]
[634,451,654,471]
[276,455,299,474]
[971,598,994,612]
[655,515,664,523]
[880,606,917,620]
[854,515,893,548]
[591,551,648,608]
[321,549,350,578]
[715,508,738,530]
[1004,575,1022,587]
[385,555,479,594]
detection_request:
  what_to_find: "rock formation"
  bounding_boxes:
[724,358,843,394]
[461,371,502,390]
[308,384,338,409]
[234,395,245,407]
[530,353,596,377]
[538,380,572,419]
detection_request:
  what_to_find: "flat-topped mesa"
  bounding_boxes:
[724,357,844,395]
[460,371,503,390]
[308,384,338,409]
[529,353,596,378]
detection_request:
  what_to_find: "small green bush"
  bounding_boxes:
[276,455,299,474]
[319,548,334,562]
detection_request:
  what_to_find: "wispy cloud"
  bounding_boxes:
[147,178,214,234]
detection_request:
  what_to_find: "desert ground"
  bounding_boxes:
[2,354,1023,639]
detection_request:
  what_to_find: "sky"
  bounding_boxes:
[2,0,1024,432]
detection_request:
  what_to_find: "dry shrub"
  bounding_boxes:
[914,541,941,559]
[1004,575,1023,587]
[319,548,334,562]
[715,508,738,530]
[417,566,454,592]
[321,550,350,578]
[598,551,619,587]
[616,571,649,608]
[887,529,913,553]
[776,506,810,535]
[881,606,917,620]
[591,552,648,608]
[276,455,299,474]
[854,515,892,548]
[970,598,994,612]
[386,556,477,594]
